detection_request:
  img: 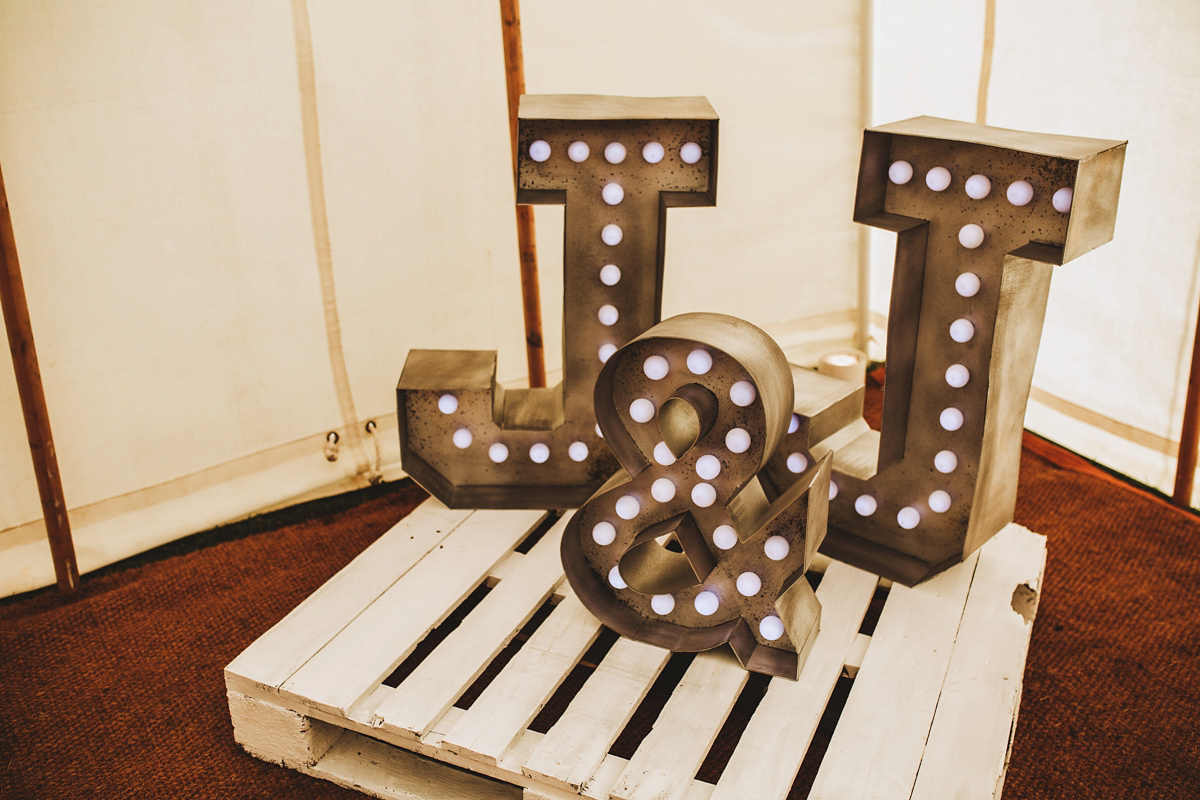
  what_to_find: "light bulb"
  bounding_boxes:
[897,506,920,529]
[600,264,621,285]
[691,483,717,508]
[529,442,550,463]
[437,394,458,414]
[730,381,757,407]
[601,224,623,246]
[694,590,719,616]
[643,355,669,380]
[604,142,627,164]
[764,535,789,560]
[1053,187,1073,213]
[598,343,617,362]
[651,594,675,615]
[1007,180,1034,206]
[598,304,619,326]
[736,572,762,597]
[713,525,737,550]
[567,141,589,163]
[568,441,589,462]
[786,453,808,474]
[488,442,509,463]
[926,166,952,191]
[680,142,702,164]
[945,364,970,388]
[725,428,751,453]
[629,398,655,423]
[958,224,985,249]
[452,428,472,449]
[829,482,839,500]
[696,454,721,480]
[592,521,616,546]
[760,615,784,641]
[643,141,665,163]
[855,495,877,516]
[950,319,975,343]
[608,565,626,589]
[956,272,981,297]
[788,414,800,434]
[651,478,676,502]
[888,160,913,184]
[940,407,964,431]
[929,490,952,513]
[601,182,624,205]
[528,140,551,162]
[934,450,958,473]
[653,441,676,465]
[615,495,640,520]
[965,174,991,199]
[687,349,713,375]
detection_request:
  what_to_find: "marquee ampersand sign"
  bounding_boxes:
[561,312,832,680]
[397,95,718,509]
[761,117,1126,585]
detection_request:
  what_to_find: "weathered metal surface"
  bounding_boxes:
[763,116,1126,585]
[398,95,718,508]
[562,312,830,679]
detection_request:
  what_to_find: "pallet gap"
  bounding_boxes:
[514,511,561,554]
[694,670,773,784]
[607,651,696,759]
[453,595,561,711]
[527,627,621,733]
[790,674,856,796]
[382,581,493,688]
[857,584,890,635]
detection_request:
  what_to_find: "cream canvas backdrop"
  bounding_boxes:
[0,0,865,595]
[868,0,1200,506]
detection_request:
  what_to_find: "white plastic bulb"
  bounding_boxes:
[897,506,920,529]
[653,441,676,466]
[760,615,784,641]
[945,364,970,388]
[651,478,676,503]
[600,264,621,285]
[788,414,800,434]
[934,450,958,473]
[926,166,952,191]
[592,521,616,546]
[437,394,458,414]
[888,160,913,184]
[568,441,589,462]
[643,141,665,163]
[696,454,721,480]
[601,224,623,246]
[1053,187,1073,213]
[694,590,719,616]
[929,490,952,513]
[567,141,589,163]
[713,525,737,550]
[598,343,617,363]
[615,495,640,520]
[452,428,472,449]
[764,535,789,560]
[643,355,669,380]
[604,142,627,164]
[855,495,877,516]
[608,565,626,589]
[958,223,985,249]
[680,142,702,164]
[629,398,655,423]
[829,481,840,500]
[965,173,991,199]
[601,182,624,205]
[950,319,975,343]
[651,594,675,615]
[529,442,550,463]
[691,483,717,508]
[786,452,808,474]
[528,140,551,162]
[956,272,981,297]
[1007,180,1034,206]
[595,424,603,439]
[725,428,751,453]
[940,407,964,431]
[598,304,619,326]
[686,349,713,375]
[736,572,762,597]
[488,442,509,463]
[730,380,757,407]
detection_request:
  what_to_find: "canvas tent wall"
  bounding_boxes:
[1,0,1197,597]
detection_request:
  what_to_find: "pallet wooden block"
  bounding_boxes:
[226,498,1046,800]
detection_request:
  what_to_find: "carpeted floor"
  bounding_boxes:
[2,382,1199,799]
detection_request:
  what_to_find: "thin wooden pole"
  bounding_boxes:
[500,0,546,388]
[0,162,79,591]
[1173,300,1200,507]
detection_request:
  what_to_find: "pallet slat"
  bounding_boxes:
[708,561,880,800]
[610,648,749,800]
[442,592,603,765]
[910,524,1047,800]
[280,509,547,716]
[372,514,572,739]
[225,499,471,692]
[522,637,672,793]
[808,549,981,799]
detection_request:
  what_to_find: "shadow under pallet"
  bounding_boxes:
[225,499,1045,800]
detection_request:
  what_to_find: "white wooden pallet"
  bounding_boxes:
[226,499,1046,800]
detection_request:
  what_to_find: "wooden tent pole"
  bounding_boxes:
[1172,301,1200,507]
[0,163,79,591]
[500,0,546,389]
